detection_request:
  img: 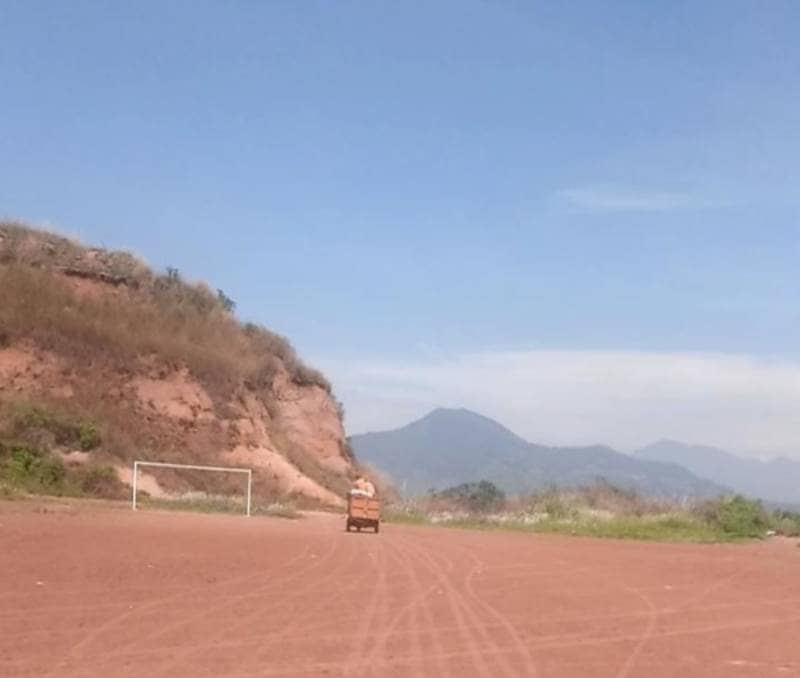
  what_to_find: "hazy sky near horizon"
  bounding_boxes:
[2,2,800,458]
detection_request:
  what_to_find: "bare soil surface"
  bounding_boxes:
[2,501,799,677]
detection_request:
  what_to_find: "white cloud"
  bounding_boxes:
[558,186,715,212]
[316,350,800,460]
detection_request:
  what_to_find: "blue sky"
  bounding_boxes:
[2,2,800,454]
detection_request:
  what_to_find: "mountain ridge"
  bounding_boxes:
[634,439,800,505]
[351,408,729,498]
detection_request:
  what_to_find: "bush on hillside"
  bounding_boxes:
[11,406,101,452]
[434,480,506,513]
[0,443,67,493]
[0,439,127,499]
[696,495,773,538]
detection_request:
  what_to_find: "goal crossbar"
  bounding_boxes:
[132,461,252,516]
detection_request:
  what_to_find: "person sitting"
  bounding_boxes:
[350,476,376,498]
[350,476,370,497]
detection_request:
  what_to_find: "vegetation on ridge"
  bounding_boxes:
[386,479,800,542]
[0,221,332,397]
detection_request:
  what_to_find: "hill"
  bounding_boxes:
[0,221,357,508]
[635,440,800,505]
[350,408,728,498]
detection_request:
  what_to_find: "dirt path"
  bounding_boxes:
[1,504,799,677]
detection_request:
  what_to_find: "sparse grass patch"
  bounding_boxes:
[135,494,302,519]
[382,508,431,526]
[136,495,246,515]
[254,502,301,520]
[74,465,126,499]
[385,509,734,542]
[523,515,725,542]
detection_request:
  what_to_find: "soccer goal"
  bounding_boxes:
[131,461,253,517]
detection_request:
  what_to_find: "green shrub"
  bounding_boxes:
[1,444,66,492]
[0,440,124,498]
[434,480,506,513]
[78,423,101,451]
[698,495,772,538]
[11,407,101,451]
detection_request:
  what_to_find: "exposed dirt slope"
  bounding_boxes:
[0,221,355,507]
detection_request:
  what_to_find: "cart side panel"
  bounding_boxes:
[348,495,381,521]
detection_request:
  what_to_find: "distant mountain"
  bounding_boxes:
[635,440,800,505]
[351,408,728,498]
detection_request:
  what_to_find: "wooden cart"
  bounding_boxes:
[346,493,381,533]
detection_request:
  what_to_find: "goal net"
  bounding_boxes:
[131,461,253,517]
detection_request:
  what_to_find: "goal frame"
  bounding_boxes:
[131,460,253,517]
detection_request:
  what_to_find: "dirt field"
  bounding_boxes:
[2,502,799,677]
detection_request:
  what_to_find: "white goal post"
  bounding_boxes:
[131,461,253,517]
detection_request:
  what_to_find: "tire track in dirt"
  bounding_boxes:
[81,533,402,677]
[42,539,320,678]
[144,533,361,677]
[79,534,354,676]
[530,611,800,652]
[342,533,392,676]
[598,560,754,677]
[48,531,345,677]
[614,586,659,678]
[122,530,407,676]
[538,554,661,678]
[671,564,757,613]
[354,535,448,678]
[403,536,504,678]
[459,549,539,676]
[424,544,524,678]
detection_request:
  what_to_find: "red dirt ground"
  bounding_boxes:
[1,501,799,677]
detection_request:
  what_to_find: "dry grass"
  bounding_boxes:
[0,222,331,399]
[0,264,327,400]
[275,430,353,498]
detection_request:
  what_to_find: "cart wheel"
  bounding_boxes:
[345,520,351,532]
[375,523,380,534]
[356,526,361,532]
